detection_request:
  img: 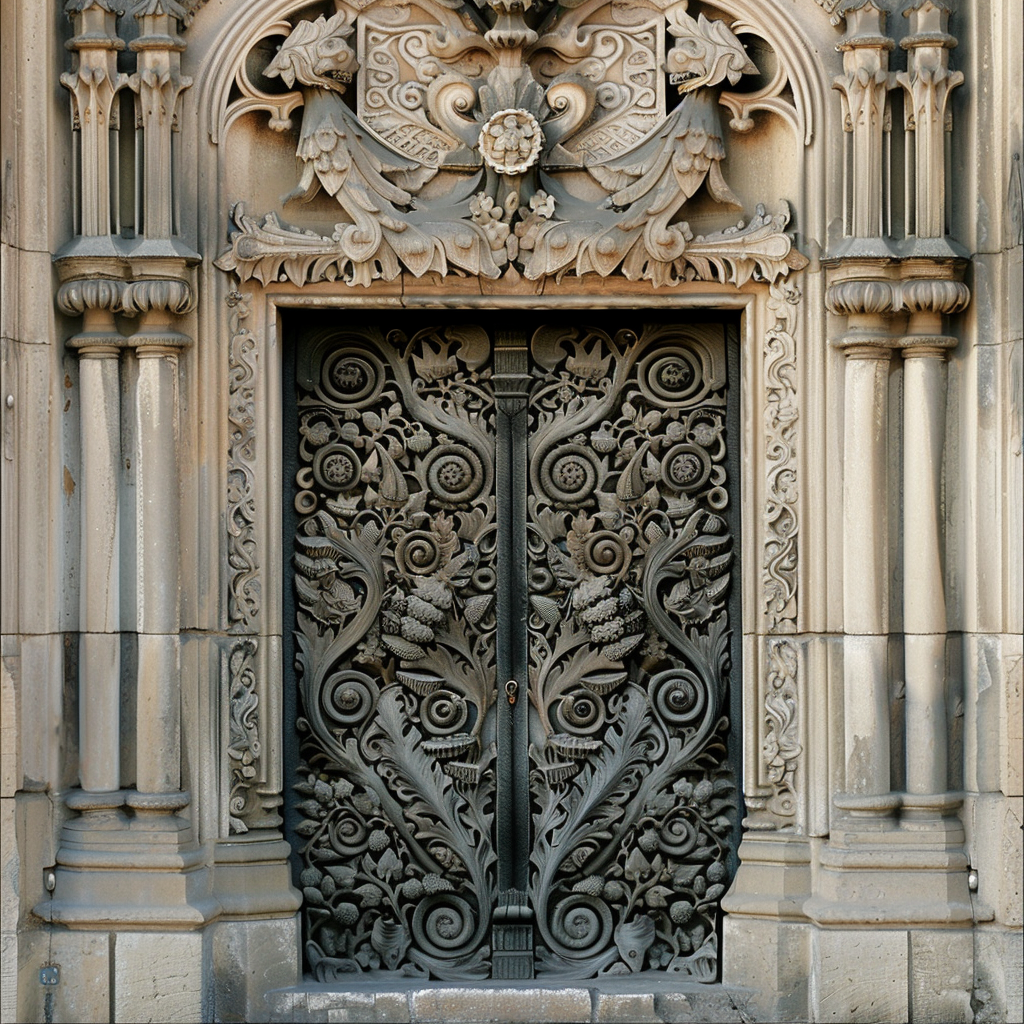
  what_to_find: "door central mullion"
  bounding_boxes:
[491,328,534,979]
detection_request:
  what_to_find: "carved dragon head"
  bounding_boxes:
[265,12,358,92]
[665,8,757,93]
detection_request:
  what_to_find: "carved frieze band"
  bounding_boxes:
[226,287,263,835]
[760,280,801,821]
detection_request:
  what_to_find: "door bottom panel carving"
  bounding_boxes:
[284,318,740,982]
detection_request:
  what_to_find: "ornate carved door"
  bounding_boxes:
[285,318,740,984]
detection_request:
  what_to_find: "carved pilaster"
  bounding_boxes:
[897,1,963,240]
[128,1,193,240]
[61,1,129,238]
[833,1,896,241]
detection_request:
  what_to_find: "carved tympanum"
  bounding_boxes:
[289,321,737,981]
[217,1,807,288]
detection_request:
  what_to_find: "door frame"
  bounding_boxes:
[275,310,748,979]
[209,275,823,985]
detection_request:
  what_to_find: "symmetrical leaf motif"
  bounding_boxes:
[290,321,737,982]
[526,323,737,980]
[291,326,499,980]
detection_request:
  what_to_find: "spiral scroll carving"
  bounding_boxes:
[290,320,737,982]
[291,325,497,981]
[526,323,737,980]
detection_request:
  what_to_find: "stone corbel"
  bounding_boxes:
[897,1,964,243]
[61,0,130,240]
[832,1,897,246]
[128,0,194,242]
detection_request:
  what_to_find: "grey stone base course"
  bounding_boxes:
[264,979,759,1024]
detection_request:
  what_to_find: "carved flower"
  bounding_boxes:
[478,109,543,175]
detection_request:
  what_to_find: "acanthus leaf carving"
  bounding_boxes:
[226,289,260,631]
[757,279,802,823]
[216,0,807,288]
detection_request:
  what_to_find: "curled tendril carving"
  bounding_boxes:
[290,321,737,981]
[526,323,737,980]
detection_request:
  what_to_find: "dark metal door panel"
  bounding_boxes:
[524,324,736,981]
[287,319,738,984]
[290,325,500,981]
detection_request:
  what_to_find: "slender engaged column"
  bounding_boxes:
[901,345,949,796]
[122,278,195,812]
[897,278,969,806]
[826,277,903,813]
[58,279,128,807]
[840,343,893,799]
[134,342,185,795]
[77,344,123,793]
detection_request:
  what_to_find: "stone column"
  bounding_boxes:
[61,0,127,239]
[129,1,192,240]
[898,277,969,806]
[826,278,901,813]
[897,1,963,240]
[121,279,194,822]
[833,1,896,240]
[57,278,128,819]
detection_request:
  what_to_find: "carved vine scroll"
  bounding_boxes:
[288,321,737,981]
[215,0,808,288]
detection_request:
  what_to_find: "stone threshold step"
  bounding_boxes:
[265,979,757,1024]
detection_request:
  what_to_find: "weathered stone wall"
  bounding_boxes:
[0,1,1020,1022]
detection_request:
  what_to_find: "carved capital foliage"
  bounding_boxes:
[121,278,196,316]
[215,1,807,289]
[825,277,970,316]
[57,278,125,317]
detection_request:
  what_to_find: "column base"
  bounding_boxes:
[213,834,302,918]
[805,806,972,926]
[39,788,220,928]
[721,834,813,1022]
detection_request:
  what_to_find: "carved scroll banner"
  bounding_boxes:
[287,321,738,981]
[216,0,808,288]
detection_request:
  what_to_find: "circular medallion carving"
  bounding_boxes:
[478,108,543,175]
[662,443,712,493]
[313,444,362,491]
[424,444,484,505]
[638,348,707,406]
[540,444,600,505]
[321,349,385,408]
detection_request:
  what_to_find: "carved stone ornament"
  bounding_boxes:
[289,323,738,980]
[215,1,808,288]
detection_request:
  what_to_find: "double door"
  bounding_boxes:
[286,318,739,982]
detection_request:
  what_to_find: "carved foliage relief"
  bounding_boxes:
[216,0,808,288]
[290,323,737,980]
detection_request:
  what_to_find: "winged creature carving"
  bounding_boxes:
[220,1,806,288]
[522,8,759,283]
[264,12,505,283]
